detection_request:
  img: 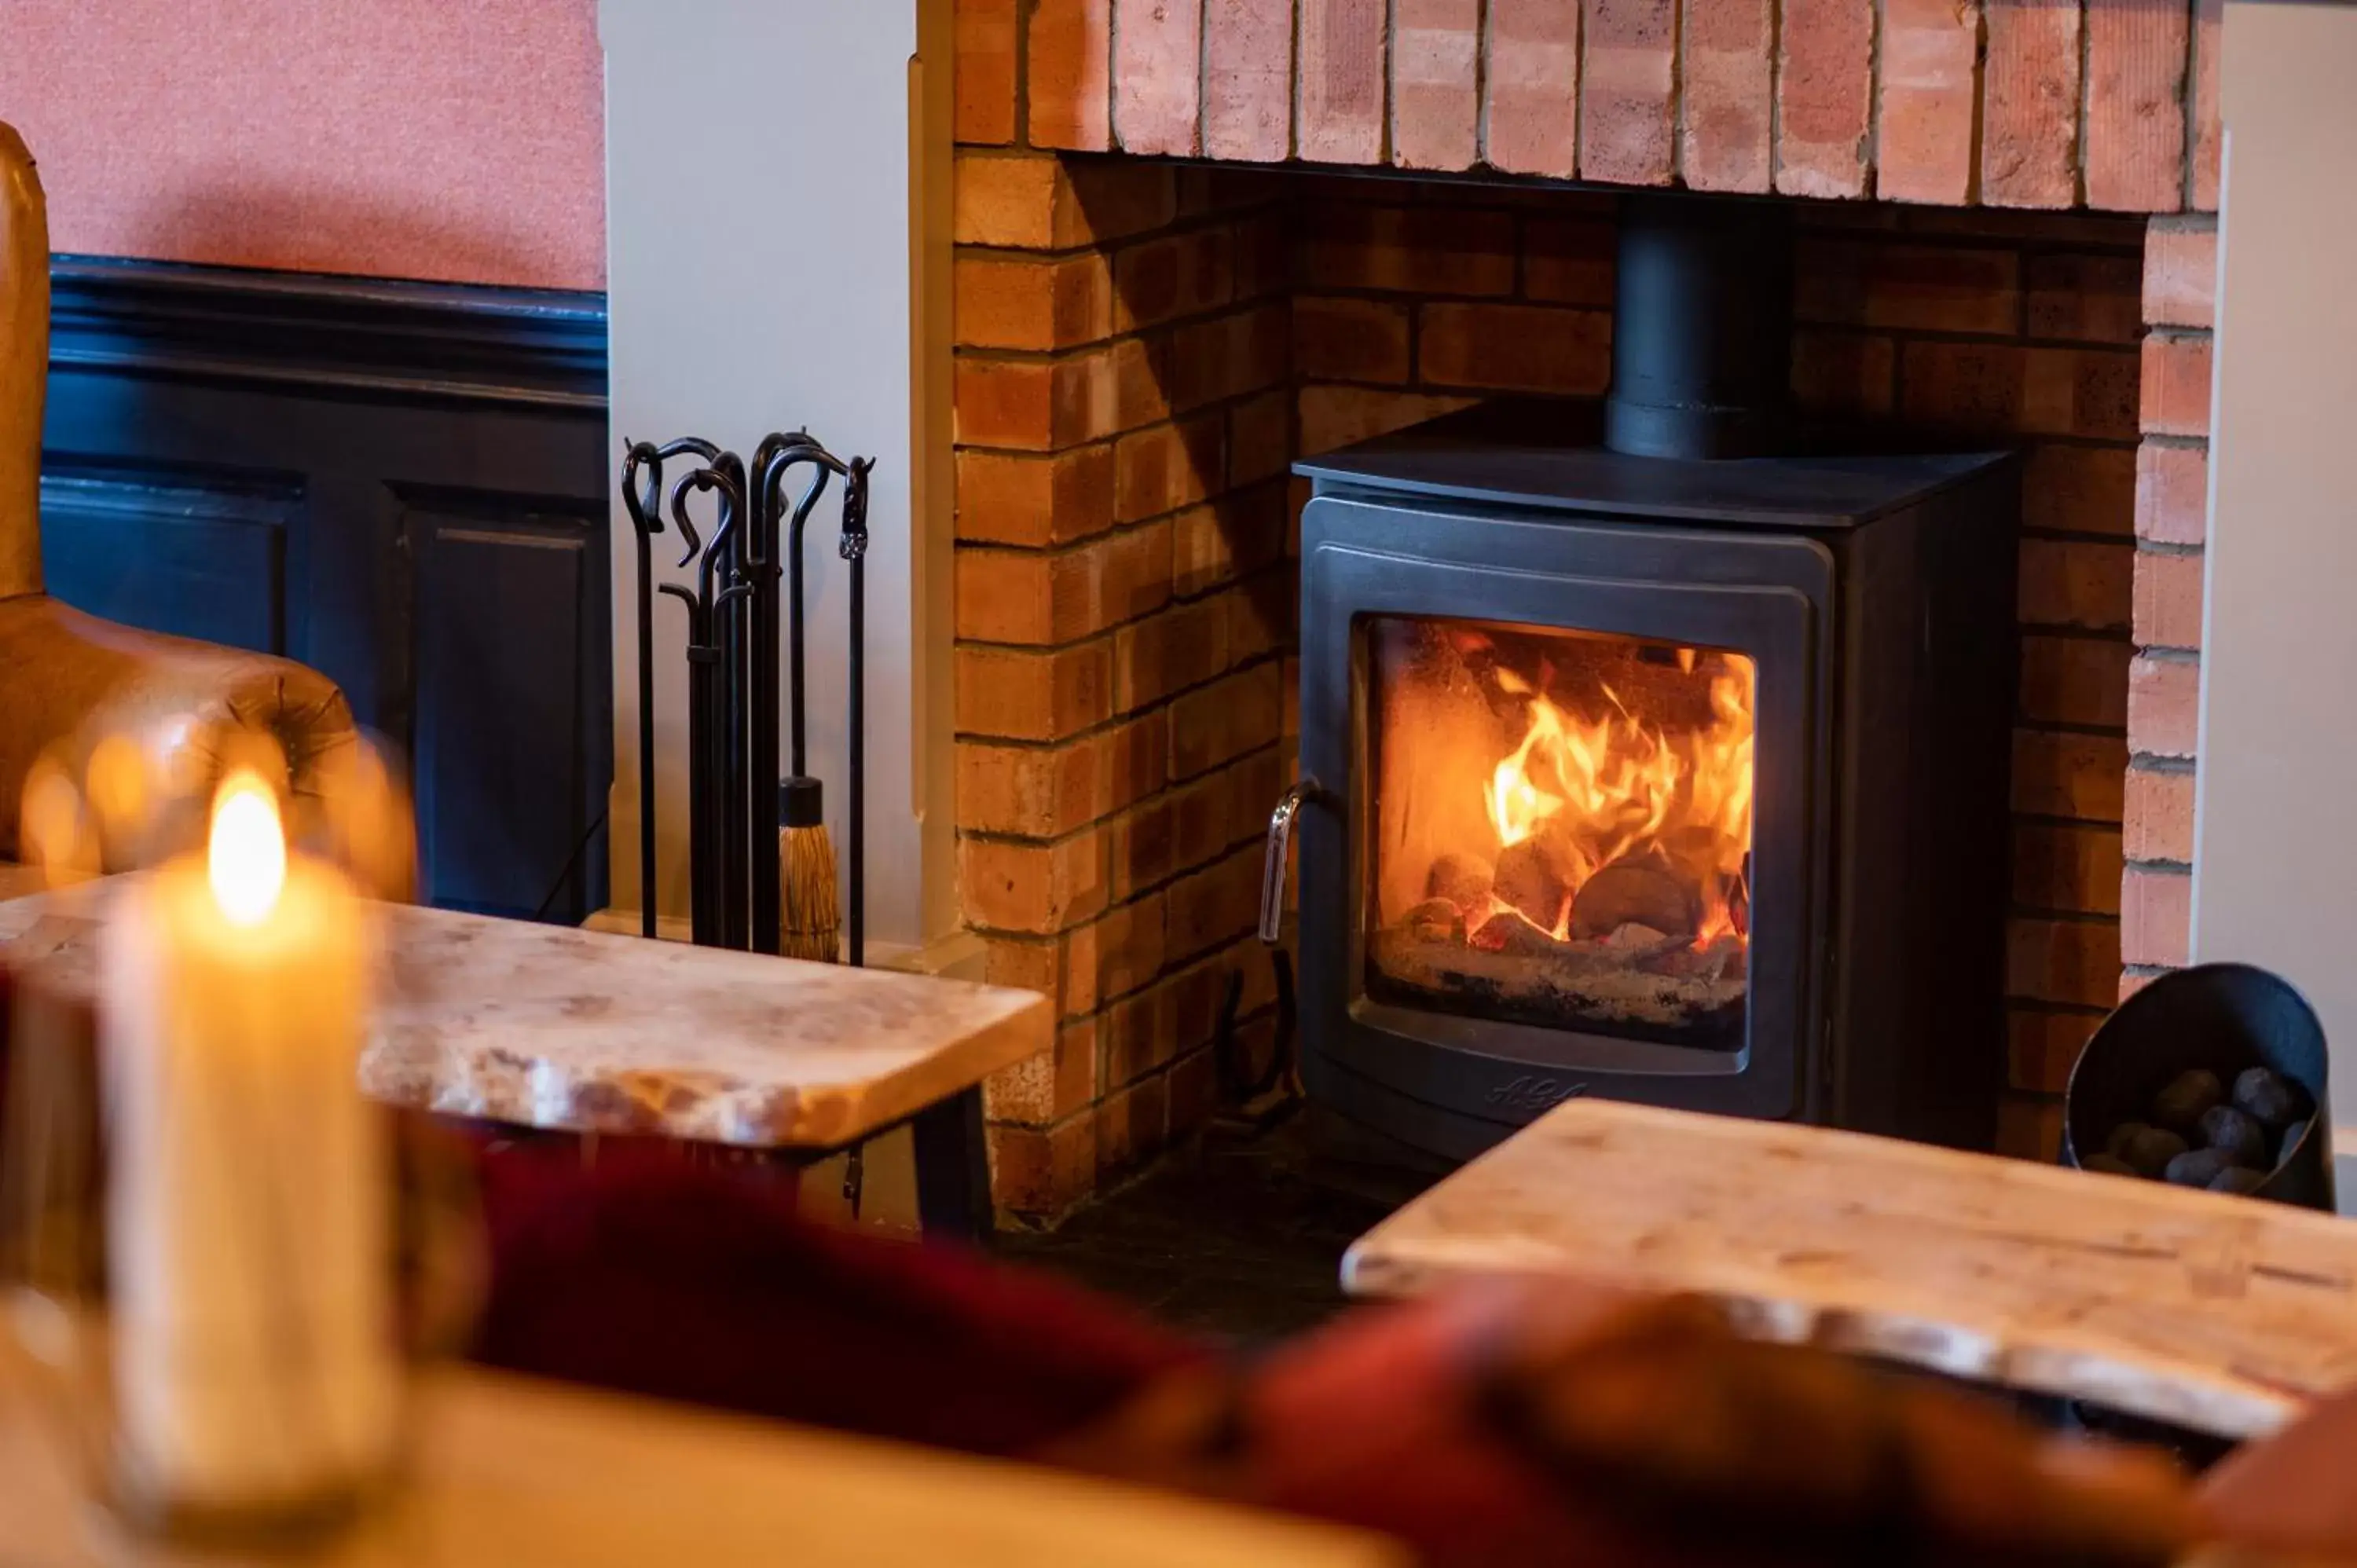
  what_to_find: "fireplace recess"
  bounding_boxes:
[1257,194,2026,1163]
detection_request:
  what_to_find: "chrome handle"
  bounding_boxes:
[1259,777,1327,945]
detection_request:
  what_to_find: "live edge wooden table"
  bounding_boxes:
[1343,1097,2357,1440]
[0,1350,1404,1568]
[0,881,1047,1239]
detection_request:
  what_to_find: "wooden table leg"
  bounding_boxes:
[912,1085,993,1241]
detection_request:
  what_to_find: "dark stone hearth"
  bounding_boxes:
[992,1119,1413,1346]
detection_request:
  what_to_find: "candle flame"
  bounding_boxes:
[208,771,288,928]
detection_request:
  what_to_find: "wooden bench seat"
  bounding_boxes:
[1344,1099,2357,1438]
[2,878,1047,1235]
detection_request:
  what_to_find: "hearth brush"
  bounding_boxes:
[757,433,871,966]
[775,777,840,963]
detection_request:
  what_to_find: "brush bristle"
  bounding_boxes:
[779,822,841,963]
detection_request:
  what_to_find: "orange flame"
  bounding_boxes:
[1481,655,1755,945]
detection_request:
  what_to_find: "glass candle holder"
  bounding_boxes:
[0,875,480,1545]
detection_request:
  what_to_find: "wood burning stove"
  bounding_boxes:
[1261,196,2022,1163]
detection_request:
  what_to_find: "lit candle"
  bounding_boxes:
[97,770,397,1517]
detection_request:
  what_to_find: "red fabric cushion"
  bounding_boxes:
[2199,1384,2357,1557]
[471,1141,1211,1457]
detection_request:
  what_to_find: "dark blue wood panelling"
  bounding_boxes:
[38,467,295,654]
[38,258,611,923]
[404,493,607,918]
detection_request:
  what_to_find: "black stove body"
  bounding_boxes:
[1280,403,2020,1163]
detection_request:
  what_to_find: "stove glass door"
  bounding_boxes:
[1364,615,1755,1052]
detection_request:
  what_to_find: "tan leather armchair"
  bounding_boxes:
[0,122,356,890]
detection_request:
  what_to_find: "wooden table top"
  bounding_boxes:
[0,880,1047,1150]
[0,1353,1403,1568]
[1343,1098,2357,1438]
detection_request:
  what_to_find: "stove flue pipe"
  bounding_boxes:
[1604,193,1794,461]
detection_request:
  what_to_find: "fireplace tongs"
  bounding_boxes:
[1258,778,1335,945]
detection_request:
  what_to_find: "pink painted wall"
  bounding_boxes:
[0,0,606,290]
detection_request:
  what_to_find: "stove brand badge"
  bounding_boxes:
[1486,1075,1589,1116]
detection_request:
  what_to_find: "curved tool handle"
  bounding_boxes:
[1259,777,1329,945]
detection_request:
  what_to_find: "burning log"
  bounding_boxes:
[1643,933,1747,984]
[1571,853,1701,943]
[1494,837,1581,932]
[1471,911,1567,958]
[1424,852,1494,913]
[1403,897,1467,944]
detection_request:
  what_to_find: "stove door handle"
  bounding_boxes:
[1259,777,1330,945]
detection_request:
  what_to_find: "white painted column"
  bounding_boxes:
[598,0,955,959]
[2190,0,2357,1201]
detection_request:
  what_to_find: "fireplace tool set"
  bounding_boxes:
[622,431,874,965]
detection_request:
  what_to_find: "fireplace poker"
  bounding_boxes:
[674,447,748,947]
[621,441,663,940]
[623,436,745,943]
[840,456,872,968]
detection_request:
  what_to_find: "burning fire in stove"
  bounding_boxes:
[1367,619,1756,1044]
[1477,658,1754,947]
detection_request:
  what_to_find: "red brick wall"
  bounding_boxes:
[954,149,1297,1219]
[2122,216,2216,994]
[994,0,2215,214]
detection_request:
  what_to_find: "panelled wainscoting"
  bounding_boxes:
[39,258,611,922]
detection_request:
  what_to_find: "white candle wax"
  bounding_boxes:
[97,817,397,1511]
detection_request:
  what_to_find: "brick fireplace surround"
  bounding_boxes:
[951,0,2220,1219]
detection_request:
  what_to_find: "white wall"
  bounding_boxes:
[599,0,954,955]
[2191,2,2357,1176]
